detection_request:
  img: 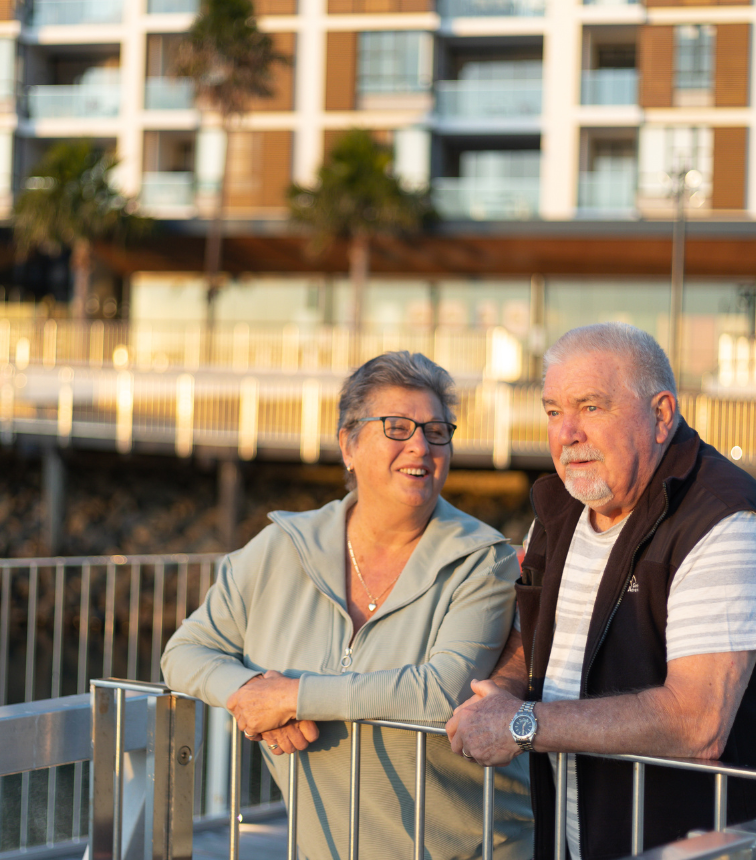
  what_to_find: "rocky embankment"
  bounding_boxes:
[0,449,536,559]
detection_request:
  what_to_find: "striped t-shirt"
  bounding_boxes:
[523,507,756,860]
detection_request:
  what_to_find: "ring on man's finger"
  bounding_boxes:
[268,743,279,751]
[462,748,475,761]
[244,731,255,740]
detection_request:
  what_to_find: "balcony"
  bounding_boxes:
[436,78,542,121]
[437,0,544,17]
[577,170,636,213]
[144,78,194,111]
[31,0,124,25]
[141,172,195,207]
[27,75,121,119]
[581,69,637,106]
[433,177,540,220]
[147,0,200,12]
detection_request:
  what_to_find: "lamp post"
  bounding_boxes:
[668,167,702,385]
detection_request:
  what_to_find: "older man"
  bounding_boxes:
[447,323,756,860]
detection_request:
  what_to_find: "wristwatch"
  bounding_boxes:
[509,701,538,752]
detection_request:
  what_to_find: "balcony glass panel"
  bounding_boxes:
[147,0,200,12]
[581,69,637,106]
[434,178,540,219]
[144,78,194,110]
[578,170,636,211]
[436,78,541,120]
[141,172,194,207]
[32,0,124,25]
[437,0,544,17]
[28,70,120,119]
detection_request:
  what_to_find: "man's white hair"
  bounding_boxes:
[544,323,678,417]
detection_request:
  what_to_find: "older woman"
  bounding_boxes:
[161,351,533,860]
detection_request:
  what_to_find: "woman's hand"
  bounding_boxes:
[250,719,320,755]
[226,669,300,736]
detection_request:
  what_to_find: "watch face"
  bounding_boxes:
[512,714,536,739]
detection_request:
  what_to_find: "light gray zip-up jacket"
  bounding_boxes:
[161,493,534,860]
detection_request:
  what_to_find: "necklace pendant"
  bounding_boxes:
[368,602,377,612]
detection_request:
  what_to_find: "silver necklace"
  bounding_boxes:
[347,536,401,612]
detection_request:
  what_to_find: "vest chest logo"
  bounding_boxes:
[627,574,639,594]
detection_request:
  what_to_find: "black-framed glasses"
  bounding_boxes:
[356,416,457,446]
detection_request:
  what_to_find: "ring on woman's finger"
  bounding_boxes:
[268,743,279,750]
[244,731,255,740]
[462,748,475,761]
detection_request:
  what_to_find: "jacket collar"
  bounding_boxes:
[268,492,506,618]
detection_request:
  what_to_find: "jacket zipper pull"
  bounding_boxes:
[340,647,353,673]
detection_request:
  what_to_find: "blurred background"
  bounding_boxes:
[1,0,756,853]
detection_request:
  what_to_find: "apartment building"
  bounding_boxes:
[1,0,756,390]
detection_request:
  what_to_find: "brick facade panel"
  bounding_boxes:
[247,33,296,112]
[226,130,292,211]
[715,24,750,107]
[325,32,356,111]
[712,127,748,210]
[639,25,674,108]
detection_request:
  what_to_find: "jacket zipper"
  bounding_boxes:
[574,482,670,859]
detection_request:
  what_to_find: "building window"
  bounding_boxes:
[675,25,715,98]
[357,32,432,95]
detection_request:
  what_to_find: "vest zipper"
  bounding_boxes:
[527,623,537,698]
[574,482,670,859]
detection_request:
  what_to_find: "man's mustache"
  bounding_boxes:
[560,445,605,466]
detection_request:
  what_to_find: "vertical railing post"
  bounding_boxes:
[169,696,197,860]
[631,761,645,855]
[714,773,728,832]
[113,688,126,860]
[229,727,242,860]
[91,686,116,860]
[413,731,426,860]
[144,692,172,860]
[554,753,568,860]
[482,766,495,860]
[287,752,299,860]
[349,723,362,860]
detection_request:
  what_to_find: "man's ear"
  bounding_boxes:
[652,391,677,445]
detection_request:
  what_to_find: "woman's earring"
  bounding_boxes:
[346,464,353,472]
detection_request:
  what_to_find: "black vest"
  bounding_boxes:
[518,419,756,860]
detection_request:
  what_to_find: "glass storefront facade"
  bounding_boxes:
[130,273,755,391]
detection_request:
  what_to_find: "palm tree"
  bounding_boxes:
[288,129,434,333]
[172,0,288,328]
[13,140,145,319]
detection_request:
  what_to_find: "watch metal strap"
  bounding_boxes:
[516,700,537,752]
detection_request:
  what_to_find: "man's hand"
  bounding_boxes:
[226,669,299,737]
[247,719,320,755]
[446,679,524,766]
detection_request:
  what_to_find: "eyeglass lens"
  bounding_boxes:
[383,417,453,444]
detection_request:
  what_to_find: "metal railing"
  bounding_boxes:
[144,78,195,111]
[30,0,124,25]
[435,78,542,120]
[433,177,540,221]
[0,319,518,376]
[581,69,638,105]
[0,558,282,859]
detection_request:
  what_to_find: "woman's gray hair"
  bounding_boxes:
[544,322,678,401]
[338,351,457,490]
